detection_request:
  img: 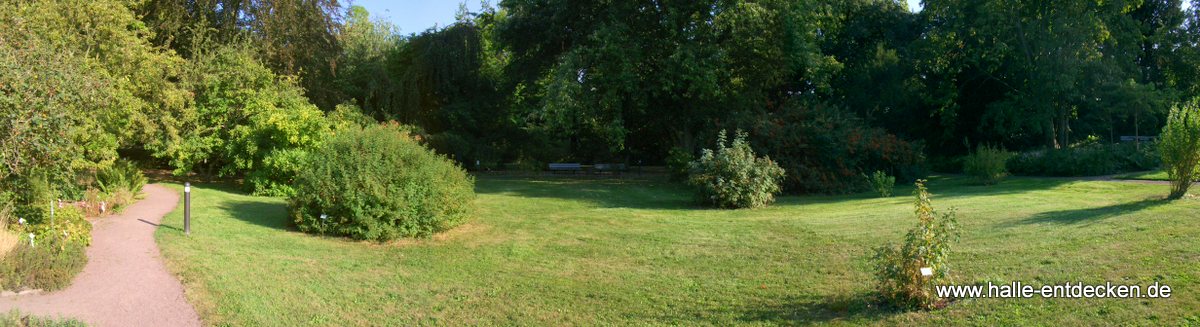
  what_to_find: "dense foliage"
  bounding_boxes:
[753,103,927,194]
[687,131,785,209]
[1159,99,1200,199]
[872,180,960,309]
[289,125,476,241]
[963,146,1013,185]
[0,0,1197,228]
[1008,142,1160,177]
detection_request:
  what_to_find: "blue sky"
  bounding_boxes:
[350,0,484,35]
[351,0,922,34]
[352,0,1199,34]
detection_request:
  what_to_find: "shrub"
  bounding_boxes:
[753,102,927,194]
[666,147,694,182]
[1159,99,1200,200]
[288,124,476,241]
[963,145,1012,185]
[872,180,960,309]
[0,206,90,292]
[865,171,896,197]
[1008,142,1159,177]
[0,235,87,292]
[687,130,785,209]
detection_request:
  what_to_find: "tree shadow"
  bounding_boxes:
[732,293,902,325]
[922,175,1078,200]
[1012,197,1168,226]
[220,199,295,231]
[639,292,902,325]
[475,176,697,210]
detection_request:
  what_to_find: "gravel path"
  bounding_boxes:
[0,184,201,326]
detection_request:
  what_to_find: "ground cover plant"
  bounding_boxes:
[157,176,1200,325]
[0,310,86,327]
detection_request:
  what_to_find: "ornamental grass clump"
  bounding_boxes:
[687,130,784,209]
[872,180,960,309]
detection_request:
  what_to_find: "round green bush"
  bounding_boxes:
[288,124,475,241]
[687,130,785,209]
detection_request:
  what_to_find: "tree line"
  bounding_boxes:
[2,0,1199,197]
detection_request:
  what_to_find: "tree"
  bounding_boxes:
[497,0,837,161]
[913,0,1176,153]
[334,6,402,118]
[136,0,344,109]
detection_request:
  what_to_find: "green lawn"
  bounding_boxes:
[156,176,1200,326]
[1115,170,1171,181]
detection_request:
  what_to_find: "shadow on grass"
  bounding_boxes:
[733,293,901,325]
[475,176,697,210]
[221,199,295,231]
[643,292,901,325]
[1013,197,1168,225]
[923,175,1077,200]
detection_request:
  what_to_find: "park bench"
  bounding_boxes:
[548,163,583,174]
[1119,136,1155,142]
[592,163,627,175]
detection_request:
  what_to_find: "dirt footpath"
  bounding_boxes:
[0,184,201,326]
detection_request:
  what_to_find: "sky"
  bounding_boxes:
[350,0,483,35]
[353,0,1196,34]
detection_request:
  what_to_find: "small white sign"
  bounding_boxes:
[920,267,933,277]
[320,214,328,221]
[185,186,191,193]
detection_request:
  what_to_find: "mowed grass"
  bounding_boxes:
[155,176,1200,326]
[1115,170,1171,181]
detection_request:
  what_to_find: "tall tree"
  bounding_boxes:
[136,0,344,109]
[497,0,837,161]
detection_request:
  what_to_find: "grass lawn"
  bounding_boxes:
[156,176,1200,326]
[1115,170,1171,181]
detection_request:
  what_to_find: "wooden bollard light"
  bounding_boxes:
[184,182,192,235]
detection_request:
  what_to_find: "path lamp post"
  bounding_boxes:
[184,182,192,235]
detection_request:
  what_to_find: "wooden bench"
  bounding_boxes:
[548,163,583,174]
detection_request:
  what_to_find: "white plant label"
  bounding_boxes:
[920,267,933,277]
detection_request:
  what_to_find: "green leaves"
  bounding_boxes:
[872,180,960,309]
[1159,99,1200,199]
[687,130,786,209]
